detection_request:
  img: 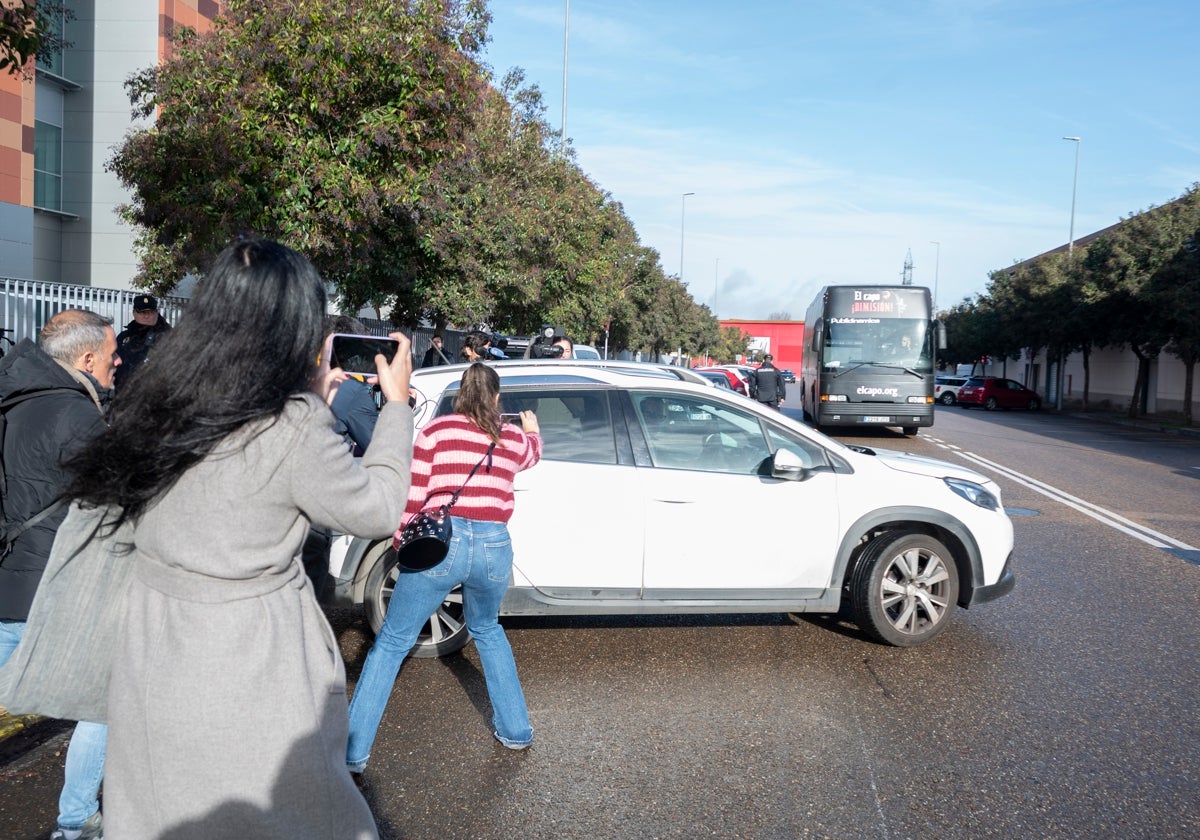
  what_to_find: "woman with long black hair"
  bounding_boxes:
[346,362,542,777]
[63,236,413,839]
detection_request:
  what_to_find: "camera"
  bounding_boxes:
[528,325,567,359]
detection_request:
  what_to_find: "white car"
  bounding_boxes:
[325,360,1015,655]
[572,344,602,360]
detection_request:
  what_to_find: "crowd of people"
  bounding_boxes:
[0,236,544,839]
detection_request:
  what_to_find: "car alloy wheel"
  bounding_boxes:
[850,531,959,647]
[939,392,955,405]
[984,396,999,410]
[362,540,471,658]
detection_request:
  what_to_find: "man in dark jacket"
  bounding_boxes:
[0,309,119,840]
[750,354,787,410]
[421,334,451,367]
[114,293,171,392]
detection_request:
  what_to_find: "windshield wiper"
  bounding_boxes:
[830,361,923,379]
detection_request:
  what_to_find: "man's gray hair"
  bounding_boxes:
[40,309,113,365]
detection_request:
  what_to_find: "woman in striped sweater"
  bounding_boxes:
[347,363,542,772]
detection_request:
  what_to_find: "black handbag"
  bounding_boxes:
[393,442,496,571]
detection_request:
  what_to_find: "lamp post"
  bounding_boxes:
[714,257,719,316]
[679,192,695,283]
[1063,137,1081,257]
[1058,136,1081,411]
[929,241,940,311]
[561,0,570,151]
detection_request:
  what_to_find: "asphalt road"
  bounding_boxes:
[1,404,1197,839]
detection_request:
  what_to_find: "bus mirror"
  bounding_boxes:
[935,320,947,350]
[811,321,823,351]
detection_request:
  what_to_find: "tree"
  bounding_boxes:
[108,0,490,308]
[1,0,71,76]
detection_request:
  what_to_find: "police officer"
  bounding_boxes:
[114,294,171,392]
[750,354,787,409]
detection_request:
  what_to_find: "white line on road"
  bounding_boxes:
[954,450,1199,552]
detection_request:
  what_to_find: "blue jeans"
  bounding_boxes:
[346,518,532,770]
[0,619,107,830]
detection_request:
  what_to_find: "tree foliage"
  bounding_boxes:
[1,0,71,77]
[109,0,722,361]
[950,183,1200,420]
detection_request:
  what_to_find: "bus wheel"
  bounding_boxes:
[850,531,958,647]
[902,426,918,436]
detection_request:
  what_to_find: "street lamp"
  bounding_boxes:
[561,0,569,151]
[714,257,720,316]
[929,241,940,311]
[680,192,695,283]
[1063,137,1081,258]
[1058,136,1081,412]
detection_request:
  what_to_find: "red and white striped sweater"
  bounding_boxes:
[401,414,542,527]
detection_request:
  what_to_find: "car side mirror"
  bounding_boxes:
[772,447,815,481]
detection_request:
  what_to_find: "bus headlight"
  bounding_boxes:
[822,394,848,402]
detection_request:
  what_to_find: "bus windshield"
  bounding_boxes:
[824,318,932,372]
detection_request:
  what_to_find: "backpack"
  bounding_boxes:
[0,389,76,552]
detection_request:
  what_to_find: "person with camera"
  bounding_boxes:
[47,236,415,839]
[347,362,542,776]
[459,330,493,363]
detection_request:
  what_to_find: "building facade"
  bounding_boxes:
[0,1,220,290]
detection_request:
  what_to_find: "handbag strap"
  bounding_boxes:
[424,441,497,513]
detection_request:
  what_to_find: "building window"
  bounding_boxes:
[34,121,63,211]
[35,8,65,77]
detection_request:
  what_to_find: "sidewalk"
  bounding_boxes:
[1069,410,1200,439]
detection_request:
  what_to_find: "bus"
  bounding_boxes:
[801,285,944,436]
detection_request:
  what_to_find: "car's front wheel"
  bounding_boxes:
[361,539,470,658]
[984,396,999,410]
[850,531,959,646]
[1027,397,1041,410]
[939,392,956,405]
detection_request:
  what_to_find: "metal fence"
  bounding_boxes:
[0,277,187,350]
[1,276,466,366]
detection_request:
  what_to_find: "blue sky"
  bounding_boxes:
[480,0,1200,320]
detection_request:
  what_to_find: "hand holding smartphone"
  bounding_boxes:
[329,334,400,377]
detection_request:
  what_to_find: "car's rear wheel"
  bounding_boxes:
[850,531,959,647]
[939,392,956,405]
[984,396,999,411]
[361,539,470,658]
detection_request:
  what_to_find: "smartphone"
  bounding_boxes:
[500,413,522,424]
[329,334,400,377]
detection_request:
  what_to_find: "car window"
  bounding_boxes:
[502,389,616,464]
[633,392,776,475]
[437,388,617,465]
[965,378,987,386]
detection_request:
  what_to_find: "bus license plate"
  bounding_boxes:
[863,416,891,423]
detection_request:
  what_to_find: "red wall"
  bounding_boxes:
[718,319,804,372]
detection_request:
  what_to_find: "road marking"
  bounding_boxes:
[955,450,1199,552]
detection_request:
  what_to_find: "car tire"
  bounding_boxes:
[850,531,959,647]
[984,396,999,411]
[361,539,470,658]
[939,392,956,405]
[1027,398,1041,411]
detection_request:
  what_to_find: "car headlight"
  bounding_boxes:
[944,477,999,510]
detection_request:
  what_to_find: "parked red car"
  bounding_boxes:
[695,367,748,396]
[957,377,1042,411]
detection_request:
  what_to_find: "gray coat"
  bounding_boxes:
[104,394,412,839]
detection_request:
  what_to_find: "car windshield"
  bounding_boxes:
[965,378,987,386]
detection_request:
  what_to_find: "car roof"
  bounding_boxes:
[407,359,847,449]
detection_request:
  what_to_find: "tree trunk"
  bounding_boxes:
[1183,354,1195,425]
[1129,346,1148,418]
[1082,344,1091,410]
